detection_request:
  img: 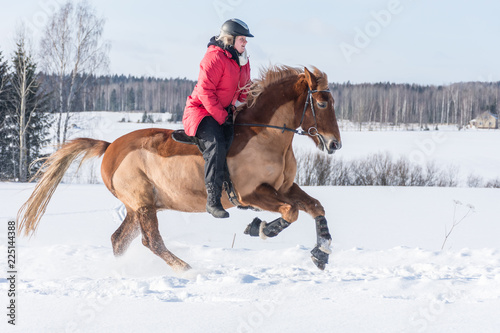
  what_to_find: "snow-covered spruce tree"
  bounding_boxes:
[8,37,51,182]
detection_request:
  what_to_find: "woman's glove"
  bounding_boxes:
[224,105,235,125]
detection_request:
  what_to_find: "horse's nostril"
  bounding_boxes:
[330,140,342,151]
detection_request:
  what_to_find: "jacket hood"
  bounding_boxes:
[207,36,241,66]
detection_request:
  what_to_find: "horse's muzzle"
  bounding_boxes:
[317,135,342,154]
[327,138,342,154]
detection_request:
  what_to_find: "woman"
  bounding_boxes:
[182,19,253,218]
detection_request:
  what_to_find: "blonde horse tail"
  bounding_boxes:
[17,138,110,237]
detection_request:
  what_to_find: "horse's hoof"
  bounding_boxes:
[173,262,192,272]
[311,245,329,270]
[244,217,263,237]
[311,256,326,270]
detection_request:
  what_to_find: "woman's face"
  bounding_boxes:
[234,36,248,54]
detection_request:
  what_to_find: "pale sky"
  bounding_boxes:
[0,0,498,85]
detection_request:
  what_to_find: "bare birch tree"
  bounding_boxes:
[11,31,37,181]
[8,27,50,182]
[39,0,109,146]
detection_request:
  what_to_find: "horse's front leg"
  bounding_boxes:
[287,183,332,270]
[241,183,298,239]
[240,182,332,270]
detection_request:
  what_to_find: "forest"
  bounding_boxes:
[330,81,499,129]
[40,73,196,122]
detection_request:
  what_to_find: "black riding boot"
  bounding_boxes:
[196,116,232,219]
[206,183,229,218]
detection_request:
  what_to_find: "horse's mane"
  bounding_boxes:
[243,65,328,108]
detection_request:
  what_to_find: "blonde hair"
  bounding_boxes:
[216,31,234,48]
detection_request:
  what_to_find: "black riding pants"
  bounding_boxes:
[195,116,234,195]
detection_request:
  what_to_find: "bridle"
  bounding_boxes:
[234,88,331,137]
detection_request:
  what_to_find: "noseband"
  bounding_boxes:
[235,88,331,136]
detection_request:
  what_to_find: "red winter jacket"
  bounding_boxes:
[182,44,251,136]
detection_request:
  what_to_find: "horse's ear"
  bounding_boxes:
[304,67,318,90]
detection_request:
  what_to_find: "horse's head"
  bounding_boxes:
[296,67,342,154]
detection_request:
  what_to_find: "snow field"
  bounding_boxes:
[1,183,499,332]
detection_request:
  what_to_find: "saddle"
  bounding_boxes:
[171,129,257,211]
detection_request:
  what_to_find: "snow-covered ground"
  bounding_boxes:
[295,122,500,184]
[1,113,500,332]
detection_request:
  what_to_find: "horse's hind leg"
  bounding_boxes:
[286,183,332,270]
[111,208,140,256]
[137,206,191,271]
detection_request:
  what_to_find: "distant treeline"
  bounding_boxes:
[329,81,499,129]
[40,73,196,121]
[40,73,499,127]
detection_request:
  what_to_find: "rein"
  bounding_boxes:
[235,88,331,137]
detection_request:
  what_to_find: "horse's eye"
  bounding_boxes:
[317,101,327,109]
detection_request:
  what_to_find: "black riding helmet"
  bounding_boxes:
[221,18,254,37]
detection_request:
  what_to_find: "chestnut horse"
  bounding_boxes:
[18,66,342,271]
